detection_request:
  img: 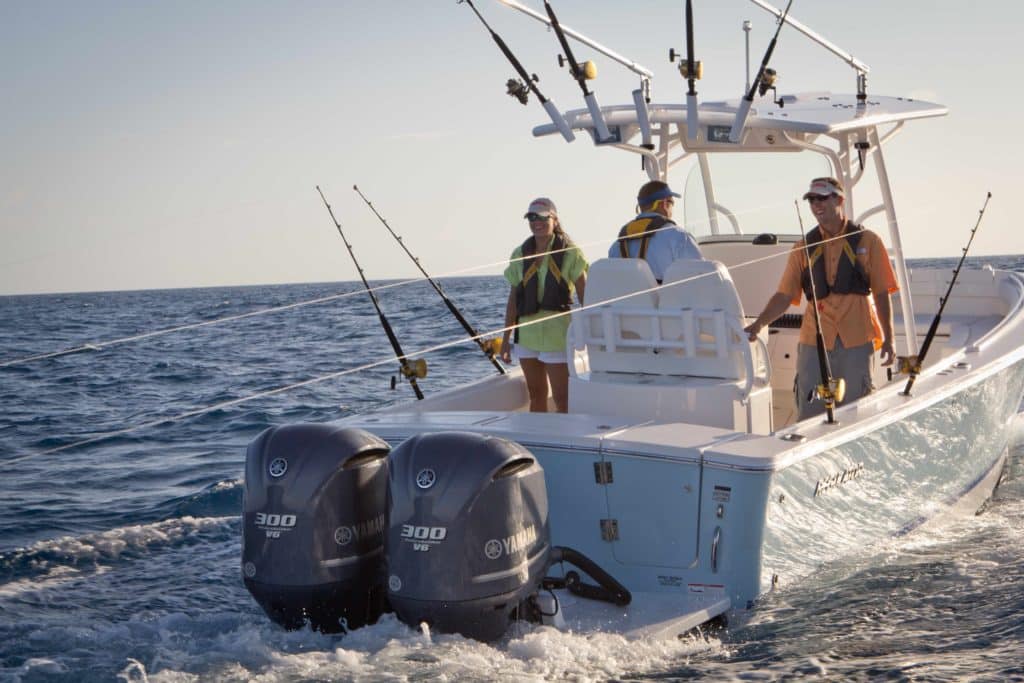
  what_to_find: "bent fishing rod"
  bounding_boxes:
[796,200,845,424]
[352,184,506,376]
[729,0,794,142]
[459,0,575,142]
[316,186,426,400]
[902,192,992,396]
[543,0,611,142]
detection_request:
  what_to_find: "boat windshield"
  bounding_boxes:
[680,152,832,240]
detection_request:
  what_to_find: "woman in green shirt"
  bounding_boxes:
[500,198,588,413]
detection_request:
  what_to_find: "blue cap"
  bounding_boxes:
[637,180,680,205]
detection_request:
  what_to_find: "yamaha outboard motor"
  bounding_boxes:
[242,424,390,633]
[386,431,550,641]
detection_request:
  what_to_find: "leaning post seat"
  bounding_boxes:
[567,258,772,433]
[569,257,661,375]
[657,259,750,380]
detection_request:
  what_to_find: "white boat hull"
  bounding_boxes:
[339,264,1024,637]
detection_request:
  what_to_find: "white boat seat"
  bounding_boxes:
[574,258,662,373]
[568,258,772,433]
[657,259,748,380]
[584,257,660,309]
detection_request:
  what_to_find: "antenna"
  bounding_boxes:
[743,20,753,92]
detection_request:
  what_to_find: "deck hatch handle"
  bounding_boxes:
[594,461,614,484]
[600,519,619,542]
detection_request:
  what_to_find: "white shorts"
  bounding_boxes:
[514,345,567,364]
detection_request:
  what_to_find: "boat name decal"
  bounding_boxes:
[334,513,386,546]
[814,463,865,496]
[484,525,537,560]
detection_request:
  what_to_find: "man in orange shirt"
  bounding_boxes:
[744,177,898,420]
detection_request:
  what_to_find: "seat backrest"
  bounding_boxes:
[659,259,744,317]
[657,259,747,379]
[571,258,662,373]
[585,258,659,309]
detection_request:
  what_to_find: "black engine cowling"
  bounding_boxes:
[241,423,390,633]
[385,431,550,641]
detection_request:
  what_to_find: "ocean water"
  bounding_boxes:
[1,258,1022,682]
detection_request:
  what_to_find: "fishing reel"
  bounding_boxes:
[896,355,920,376]
[815,377,846,405]
[401,358,428,380]
[558,55,597,81]
[668,49,703,80]
[505,77,534,105]
[756,68,786,108]
[481,337,503,359]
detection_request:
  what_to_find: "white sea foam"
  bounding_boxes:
[103,613,723,683]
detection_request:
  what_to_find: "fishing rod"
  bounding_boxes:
[902,192,992,396]
[796,200,845,424]
[352,184,506,376]
[669,0,703,141]
[729,0,794,143]
[316,186,426,400]
[458,0,575,142]
[543,0,612,142]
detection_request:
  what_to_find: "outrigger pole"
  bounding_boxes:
[796,200,845,424]
[902,192,992,396]
[543,1,612,142]
[352,185,506,376]
[316,186,426,400]
[459,0,575,142]
[729,0,794,143]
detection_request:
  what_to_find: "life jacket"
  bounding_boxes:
[800,222,872,301]
[616,214,673,262]
[515,233,572,319]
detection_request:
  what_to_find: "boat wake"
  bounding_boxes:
[0,514,237,590]
[108,614,722,683]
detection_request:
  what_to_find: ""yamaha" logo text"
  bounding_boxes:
[484,525,537,559]
[334,513,386,546]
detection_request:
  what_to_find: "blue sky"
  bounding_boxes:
[3,1,1022,295]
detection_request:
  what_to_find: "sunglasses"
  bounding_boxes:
[806,195,834,204]
[525,213,551,222]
